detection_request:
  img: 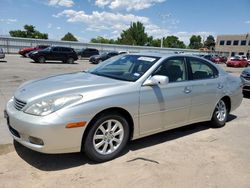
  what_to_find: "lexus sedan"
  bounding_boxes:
[5,53,243,162]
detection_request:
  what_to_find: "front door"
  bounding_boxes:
[139,57,192,135]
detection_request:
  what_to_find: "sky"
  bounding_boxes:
[0,0,250,44]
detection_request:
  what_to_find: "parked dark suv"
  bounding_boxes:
[77,48,99,58]
[29,46,78,63]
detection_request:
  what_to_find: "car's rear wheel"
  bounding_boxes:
[211,99,228,128]
[83,113,129,162]
[67,57,74,64]
[37,56,45,63]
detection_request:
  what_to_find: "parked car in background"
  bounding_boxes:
[5,53,243,162]
[89,51,119,64]
[29,46,78,63]
[230,55,247,61]
[118,51,129,55]
[226,56,248,67]
[240,67,250,94]
[0,48,5,59]
[203,55,216,62]
[214,55,227,63]
[18,45,50,57]
[77,48,99,58]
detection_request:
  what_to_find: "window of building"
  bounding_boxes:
[248,40,250,45]
[233,40,239,45]
[231,52,235,56]
[241,40,246,45]
[219,40,225,45]
[226,40,231,45]
[238,52,244,55]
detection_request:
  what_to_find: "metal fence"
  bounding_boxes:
[0,36,201,54]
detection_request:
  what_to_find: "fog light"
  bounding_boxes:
[28,136,44,145]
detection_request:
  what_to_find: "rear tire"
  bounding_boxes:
[211,99,228,128]
[67,57,74,64]
[83,113,129,162]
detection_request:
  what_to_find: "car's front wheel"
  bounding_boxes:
[83,113,129,162]
[211,99,228,128]
[37,56,45,63]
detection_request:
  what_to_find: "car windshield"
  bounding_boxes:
[88,54,160,81]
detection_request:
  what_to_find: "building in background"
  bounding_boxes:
[216,34,250,58]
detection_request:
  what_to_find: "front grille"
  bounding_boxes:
[14,98,26,111]
[243,76,250,81]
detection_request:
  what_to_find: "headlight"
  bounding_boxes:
[24,95,82,116]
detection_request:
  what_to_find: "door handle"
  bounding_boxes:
[184,86,192,94]
[217,83,224,89]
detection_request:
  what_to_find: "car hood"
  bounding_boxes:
[14,72,128,102]
[20,47,34,51]
[243,67,250,73]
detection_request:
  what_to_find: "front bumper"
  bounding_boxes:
[241,76,250,92]
[5,99,87,154]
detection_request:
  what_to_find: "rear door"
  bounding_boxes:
[186,57,221,123]
[50,47,61,60]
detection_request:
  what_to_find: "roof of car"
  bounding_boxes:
[128,52,201,59]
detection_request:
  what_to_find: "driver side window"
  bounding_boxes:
[153,57,187,83]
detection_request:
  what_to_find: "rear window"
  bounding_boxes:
[188,57,218,80]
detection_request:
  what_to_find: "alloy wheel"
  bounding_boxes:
[93,119,124,155]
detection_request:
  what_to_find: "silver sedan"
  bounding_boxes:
[5,53,243,162]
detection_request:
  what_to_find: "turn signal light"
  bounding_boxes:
[66,121,87,128]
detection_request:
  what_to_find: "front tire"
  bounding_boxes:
[37,56,45,63]
[211,99,228,128]
[83,113,129,162]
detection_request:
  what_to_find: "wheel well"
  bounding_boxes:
[81,107,134,151]
[221,96,231,113]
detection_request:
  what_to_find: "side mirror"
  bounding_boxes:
[143,75,169,86]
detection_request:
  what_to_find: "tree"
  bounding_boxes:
[9,25,48,39]
[90,36,117,44]
[163,36,186,48]
[150,39,161,47]
[117,22,150,46]
[61,32,78,41]
[204,35,215,50]
[188,35,203,49]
